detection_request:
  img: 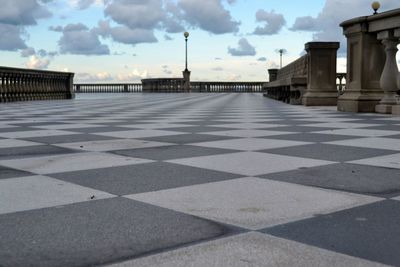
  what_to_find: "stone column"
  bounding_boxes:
[302,42,340,106]
[268,69,278,82]
[391,28,400,115]
[183,69,191,92]
[375,30,399,113]
[337,19,385,112]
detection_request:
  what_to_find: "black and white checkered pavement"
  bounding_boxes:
[0,93,399,266]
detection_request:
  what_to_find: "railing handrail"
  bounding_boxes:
[0,66,74,76]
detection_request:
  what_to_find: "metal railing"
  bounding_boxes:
[0,66,74,102]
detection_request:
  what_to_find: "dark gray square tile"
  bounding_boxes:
[141,134,237,144]
[0,127,35,133]
[50,162,242,195]
[0,166,33,179]
[24,134,118,144]
[259,163,400,197]
[262,126,338,132]
[112,145,239,160]
[263,200,400,267]
[261,143,395,162]
[263,133,357,142]
[0,145,78,160]
[0,197,234,267]
[159,126,238,133]
[361,125,400,131]
[66,126,137,133]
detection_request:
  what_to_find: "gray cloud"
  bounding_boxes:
[253,10,285,35]
[21,47,36,57]
[0,24,27,50]
[58,23,110,55]
[178,0,240,34]
[228,38,256,56]
[76,0,95,9]
[257,57,267,62]
[0,0,52,51]
[95,20,157,45]
[290,0,399,55]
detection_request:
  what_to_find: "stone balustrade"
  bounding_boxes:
[190,82,264,93]
[74,83,142,93]
[338,8,400,114]
[0,66,74,102]
[142,78,185,92]
[263,42,340,106]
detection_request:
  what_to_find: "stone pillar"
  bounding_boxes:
[337,19,385,112]
[302,42,340,106]
[268,69,278,82]
[183,69,191,92]
[391,28,400,115]
[375,30,399,113]
[67,73,75,99]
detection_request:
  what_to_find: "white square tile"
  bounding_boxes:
[0,139,42,148]
[348,153,400,169]
[113,232,385,267]
[0,130,79,138]
[127,177,380,230]
[200,129,297,138]
[0,152,153,174]
[191,138,310,151]
[167,152,334,176]
[0,175,114,215]
[314,129,399,137]
[94,129,186,139]
[325,137,400,151]
[54,139,173,152]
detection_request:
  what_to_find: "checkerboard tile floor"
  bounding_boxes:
[0,93,399,267]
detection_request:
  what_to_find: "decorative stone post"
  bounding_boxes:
[375,30,399,113]
[268,69,278,82]
[302,42,340,106]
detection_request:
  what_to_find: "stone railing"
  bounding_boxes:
[0,66,74,102]
[337,73,347,94]
[190,82,264,92]
[74,83,142,93]
[142,78,185,92]
[338,7,400,115]
[264,42,340,106]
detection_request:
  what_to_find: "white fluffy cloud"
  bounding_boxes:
[228,38,256,56]
[291,0,400,55]
[26,55,50,69]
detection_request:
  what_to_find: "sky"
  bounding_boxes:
[0,0,399,83]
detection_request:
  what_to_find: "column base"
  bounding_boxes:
[375,104,394,114]
[301,92,338,106]
[391,105,400,115]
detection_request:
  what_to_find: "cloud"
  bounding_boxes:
[75,71,113,83]
[117,68,149,82]
[212,67,224,71]
[21,47,36,57]
[178,0,240,34]
[57,23,110,55]
[0,24,27,50]
[164,34,173,41]
[228,38,256,56]
[257,57,267,62]
[95,20,157,45]
[290,0,399,55]
[253,10,285,35]
[25,55,50,69]
[0,0,52,51]
[0,0,51,26]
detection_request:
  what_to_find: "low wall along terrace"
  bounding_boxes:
[0,66,74,102]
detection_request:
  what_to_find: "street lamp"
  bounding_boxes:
[276,48,287,69]
[184,31,189,71]
[183,32,191,92]
[372,1,381,14]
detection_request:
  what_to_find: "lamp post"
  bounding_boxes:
[276,48,287,69]
[183,31,191,92]
[372,1,380,14]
